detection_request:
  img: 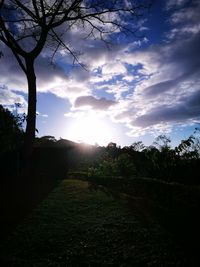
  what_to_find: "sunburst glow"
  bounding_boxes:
[67,113,114,145]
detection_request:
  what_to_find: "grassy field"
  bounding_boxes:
[87,176,200,263]
[0,179,188,266]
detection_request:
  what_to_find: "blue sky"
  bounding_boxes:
[0,0,200,147]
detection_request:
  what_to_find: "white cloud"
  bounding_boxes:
[122,75,135,82]
[102,62,127,75]
[0,86,27,110]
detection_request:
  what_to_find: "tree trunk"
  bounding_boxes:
[24,58,37,160]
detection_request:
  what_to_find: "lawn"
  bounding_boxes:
[0,179,187,266]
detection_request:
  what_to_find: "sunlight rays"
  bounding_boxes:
[66,113,114,146]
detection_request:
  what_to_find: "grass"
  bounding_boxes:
[0,179,186,266]
[88,176,200,264]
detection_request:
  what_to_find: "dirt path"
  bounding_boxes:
[0,179,186,266]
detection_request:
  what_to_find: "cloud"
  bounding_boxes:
[132,92,200,128]
[0,86,27,108]
[167,0,200,39]
[0,43,92,103]
[74,95,116,110]
[166,0,188,10]
[143,79,178,98]
[109,17,200,136]
[0,46,27,92]
[102,62,127,75]
[122,75,135,82]
[0,11,143,107]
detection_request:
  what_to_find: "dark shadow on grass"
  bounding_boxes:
[0,147,69,239]
[87,176,200,266]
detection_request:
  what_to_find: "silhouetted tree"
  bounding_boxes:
[0,0,151,158]
[130,141,145,152]
[0,104,24,154]
[0,104,24,174]
[35,135,57,146]
[153,135,171,152]
[176,129,200,160]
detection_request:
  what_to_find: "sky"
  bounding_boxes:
[0,0,200,147]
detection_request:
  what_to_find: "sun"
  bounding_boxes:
[67,113,113,146]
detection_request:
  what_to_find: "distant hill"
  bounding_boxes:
[56,138,79,148]
[34,136,96,152]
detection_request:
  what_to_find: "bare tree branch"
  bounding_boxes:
[0,17,26,56]
[39,0,46,23]
[32,0,40,19]
[13,0,37,21]
[51,28,87,70]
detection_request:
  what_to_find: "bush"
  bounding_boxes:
[0,105,24,175]
[88,153,136,178]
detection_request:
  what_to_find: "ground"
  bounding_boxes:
[0,179,189,266]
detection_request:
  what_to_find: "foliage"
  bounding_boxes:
[0,104,24,154]
[153,134,171,152]
[175,128,200,159]
[0,105,25,175]
[35,135,57,146]
[85,132,200,185]
[130,141,145,152]
[88,148,137,179]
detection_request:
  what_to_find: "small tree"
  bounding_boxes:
[130,141,145,152]
[176,128,200,160]
[0,0,151,158]
[153,135,171,152]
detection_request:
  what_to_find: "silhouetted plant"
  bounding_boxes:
[153,135,171,152]
[88,152,136,178]
[130,141,145,152]
[176,129,200,160]
[86,130,200,184]
[0,105,24,154]
[0,105,25,175]
[35,135,57,147]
